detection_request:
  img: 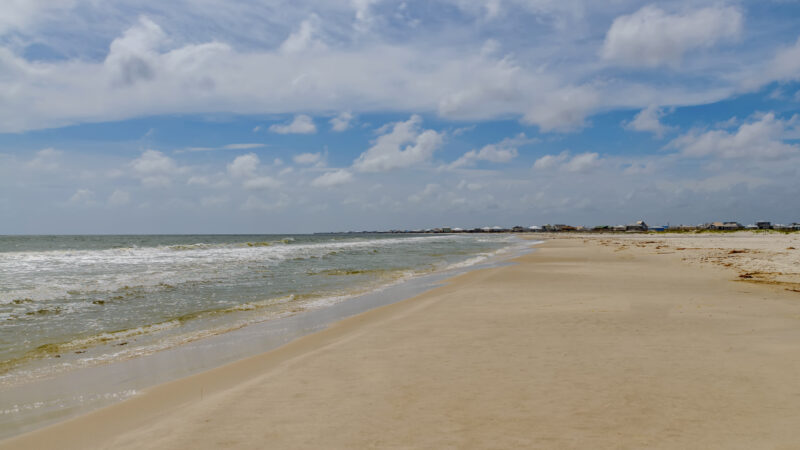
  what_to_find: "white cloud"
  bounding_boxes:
[352,0,379,32]
[293,152,323,165]
[223,143,265,150]
[623,161,658,175]
[522,84,600,132]
[457,180,482,191]
[68,188,94,205]
[353,115,443,172]
[0,8,760,135]
[132,149,175,174]
[105,16,166,87]
[602,5,743,67]
[311,169,354,187]
[408,183,440,203]
[450,133,530,168]
[227,153,260,178]
[269,115,317,134]
[763,37,800,84]
[108,189,130,206]
[131,149,178,187]
[27,148,62,170]
[452,125,475,136]
[330,112,354,132]
[533,151,600,173]
[623,105,673,138]
[562,152,600,173]
[0,0,77,34]
[533,151,569,170]
[243,176,282,190]
[668,112,799,160]
[280,15,326,54]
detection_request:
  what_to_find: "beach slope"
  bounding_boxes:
[4,238,800,449]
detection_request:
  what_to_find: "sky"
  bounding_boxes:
[1,0,799,234]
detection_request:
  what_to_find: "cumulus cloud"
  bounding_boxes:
[450,133,532,168]
[533,151,601,173]
[293,152,323,165]
[227,153,260,178]
[269,115,317,134]
[522,84,601,132]
[562,152,600,172]
[311,169,354,187]
[353,115,443,172]
[352,0,379,32]
[132,149,175,173]
[623,105,673,138]
[27,148,62,170]
[0,7,765,135]
[0,0,77,34]
[330,112,354,132]
[668,112,799,160]
[533,151,569,170]
[760,37,800,85]
[602,5,743,67]
[408,183,441,203]
[68,188,95,205]
[131,149,178,187]
[105,16,166,86]
[280,14,326,54]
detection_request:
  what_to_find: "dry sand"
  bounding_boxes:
[4,235,800,449]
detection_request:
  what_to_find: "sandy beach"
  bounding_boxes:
[4,234,800,449]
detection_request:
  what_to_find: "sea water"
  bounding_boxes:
[0,234,525,387]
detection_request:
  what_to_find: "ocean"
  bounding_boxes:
[0,233,526,389]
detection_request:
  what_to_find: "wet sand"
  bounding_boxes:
[4,237,800,449]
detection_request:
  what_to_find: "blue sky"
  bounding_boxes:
[1,0,799,233]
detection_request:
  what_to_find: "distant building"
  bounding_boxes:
[708,221,743,230]
[625,220,648,232]
[756,221,772,230]
[529,225,544,232]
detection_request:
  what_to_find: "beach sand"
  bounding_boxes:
[4,235,800,449]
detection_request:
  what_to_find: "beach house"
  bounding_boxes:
[625,220,648,232]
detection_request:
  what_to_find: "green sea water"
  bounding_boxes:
[0,233,524,385]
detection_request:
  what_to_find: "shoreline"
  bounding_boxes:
[0,238,533,441]
[5,236,800,448]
